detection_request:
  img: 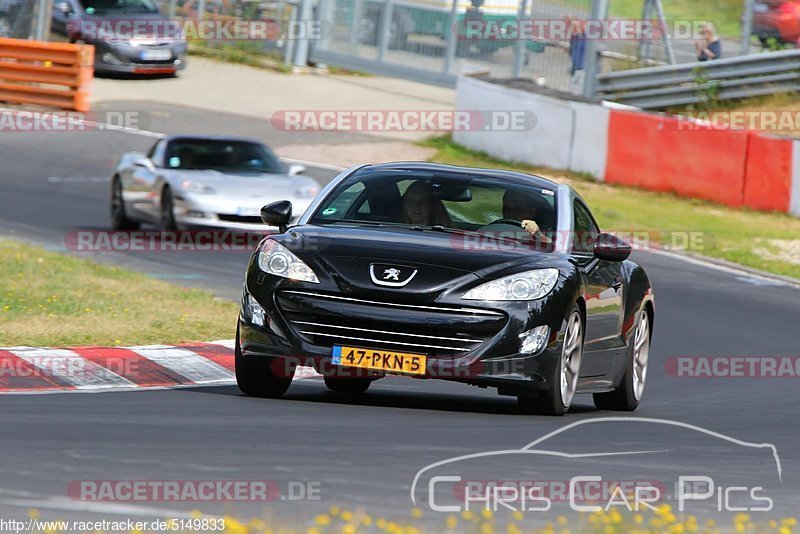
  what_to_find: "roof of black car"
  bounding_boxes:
[357,162,558,188]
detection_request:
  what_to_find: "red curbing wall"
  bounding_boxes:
[605,109,750,208]
[742,133,794,213]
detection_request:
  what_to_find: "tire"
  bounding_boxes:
[160,186,178,231]
[235,326,294,398]
[324,376,371,394]
[518,303,584,416]
[110,177,140,230]
[593,308,651,411]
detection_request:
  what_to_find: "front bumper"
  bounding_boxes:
[173,195,312,231]
[238,272,571,394]
[92,39,187,74]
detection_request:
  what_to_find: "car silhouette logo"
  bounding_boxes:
[370,264,418,287]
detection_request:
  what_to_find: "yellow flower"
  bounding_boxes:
[481,508,493,520]
[781,518,797,526]
[446,515,458,529]
[28,509,40,519]
[556,516,568,526]
[506,524,520,534]
[361,515,373,526]
[410,508,423,519]
[314,514,331,526]
[341,510,354,522]
[512,511,524,522]
[329,505,341,516]
[633,514,644,525]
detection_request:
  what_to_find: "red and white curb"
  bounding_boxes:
[0,340,321,394]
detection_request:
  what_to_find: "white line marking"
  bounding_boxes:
[47,176,110,183]
[128,345,234,383]
[281,156,345,172]
[644,249,797,288]
[7,347,135,389]
[207,339,235,350]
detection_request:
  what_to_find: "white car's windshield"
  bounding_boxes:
[165,139,284,174]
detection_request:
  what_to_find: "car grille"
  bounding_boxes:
[276,290,507,359]
[217,214,263,224]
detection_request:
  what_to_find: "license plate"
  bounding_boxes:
[332,345,427,375]
[140,49,172,61]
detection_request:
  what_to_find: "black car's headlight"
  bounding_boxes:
[462,268,559,301]
[257,240,319,283]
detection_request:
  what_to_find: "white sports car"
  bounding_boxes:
[110,135,321,231]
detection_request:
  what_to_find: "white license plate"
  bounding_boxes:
[235,207,260,216]
[140,49,172,61]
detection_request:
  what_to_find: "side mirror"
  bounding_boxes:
[593,232,631,262]
[287,164,306,176]
[132,157,155,173]
[261,200,292,232]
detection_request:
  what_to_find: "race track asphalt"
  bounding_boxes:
[1,102,797,528]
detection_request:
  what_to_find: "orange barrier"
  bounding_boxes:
[605,109,750,208]
[0,37,94,112]
[742,133,793,213]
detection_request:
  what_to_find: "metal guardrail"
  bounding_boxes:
[596,49,800,109]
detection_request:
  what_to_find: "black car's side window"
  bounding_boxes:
[572,200,599,254]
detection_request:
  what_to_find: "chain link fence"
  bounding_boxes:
[0,0,36,38]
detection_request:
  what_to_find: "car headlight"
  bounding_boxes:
[181,180,216,194]
[293,185,320,199]
[462,268,559,301]
[258,240,319,283]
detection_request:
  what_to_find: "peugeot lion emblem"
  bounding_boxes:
[369,264,418,287]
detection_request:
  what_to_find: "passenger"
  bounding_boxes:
[402,181,452,226]
[178,148,196,169]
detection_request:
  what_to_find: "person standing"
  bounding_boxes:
[695,22,721,61]
[567,17,587,94]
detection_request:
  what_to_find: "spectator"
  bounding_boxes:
[567,17,587,94]
[695,22,721,61]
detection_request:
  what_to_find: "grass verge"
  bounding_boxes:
[421,136,800,280]
[0,239,239,347]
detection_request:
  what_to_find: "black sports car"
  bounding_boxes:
[237,162,655,415]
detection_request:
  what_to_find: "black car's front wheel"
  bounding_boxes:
[594,308,651,411]
[518,303,584,416]
[235,327,294,398]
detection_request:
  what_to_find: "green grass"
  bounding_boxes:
[0,239,239,347]
[421,136,800,280]
[597,0,743,38]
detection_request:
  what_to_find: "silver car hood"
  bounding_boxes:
[163,169,318,198]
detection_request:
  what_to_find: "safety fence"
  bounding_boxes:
[0,37,94,111]
[454,75,800,216]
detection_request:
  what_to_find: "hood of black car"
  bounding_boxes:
[279,225,560,297]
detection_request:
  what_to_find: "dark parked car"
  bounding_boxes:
[51,0,187,75]
[236,163,655,415]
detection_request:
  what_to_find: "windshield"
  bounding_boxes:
[164,139,285,174]
[79,0,160,14]
[310,171,558,250]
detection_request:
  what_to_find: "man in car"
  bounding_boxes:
[501,190,552,243]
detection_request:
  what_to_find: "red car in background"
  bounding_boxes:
[752,0,800,45]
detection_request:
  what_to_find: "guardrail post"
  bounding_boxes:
[511,0,529,78]
[284,1,298,65]
[293,0,314,66]
[741,0,754,55]
[377,0,394,62]
[349,0,364,51]
[32,0,53,41]
[653,0,675,64]
[196,0,206,19]
[442,0,459,74]
[583,0,607,98]
[637,0,653,63]
[167,0,176,19]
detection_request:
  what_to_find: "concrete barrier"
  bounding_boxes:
[454,75,800,217]
[454,76,574,171]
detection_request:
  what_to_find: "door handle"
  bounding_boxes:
[611,279,623,291]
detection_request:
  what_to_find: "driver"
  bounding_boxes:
[500,190,551,243]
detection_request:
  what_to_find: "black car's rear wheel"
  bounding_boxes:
[111,177,140,230]
[324,376,371,394]
[518,303,584,416]
[235,327,294,398]
[594,309,650,411]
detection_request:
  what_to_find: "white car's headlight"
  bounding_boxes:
[181,180,216,194]
[462,268,559,301]
[258,240,319,283]
[293,185,320,199]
